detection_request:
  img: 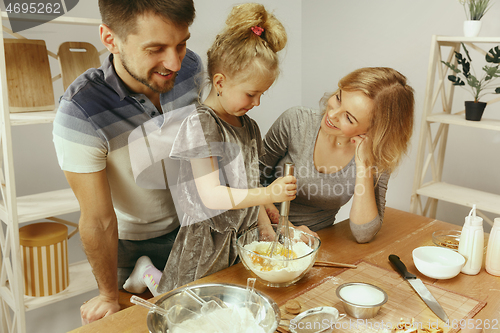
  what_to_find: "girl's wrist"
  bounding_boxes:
[263,186,273,204]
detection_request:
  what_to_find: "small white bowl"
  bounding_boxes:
[412,246,465,279]
[335,283,388,319]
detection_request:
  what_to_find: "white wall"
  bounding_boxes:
[302,0,500,227]
[2,0,499,332]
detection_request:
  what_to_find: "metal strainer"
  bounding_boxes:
[285,307,346,333]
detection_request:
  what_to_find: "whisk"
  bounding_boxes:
[267,162,295,260]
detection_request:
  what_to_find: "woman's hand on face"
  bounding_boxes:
[267,175,297,203]
[351,134,373,168]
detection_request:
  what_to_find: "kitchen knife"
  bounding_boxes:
[389,254,449,323]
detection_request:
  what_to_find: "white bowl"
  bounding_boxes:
[412,246,465,279]
[335,283,388,319]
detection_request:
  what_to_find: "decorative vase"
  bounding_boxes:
[464,101,487,121]
[463,20,482,37]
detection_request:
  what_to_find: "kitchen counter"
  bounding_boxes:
[69,207,500,332]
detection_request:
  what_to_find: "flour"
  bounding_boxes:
[242,241,314,283]
[339,284,386,306]
[170,306,266,333]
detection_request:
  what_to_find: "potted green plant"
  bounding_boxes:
[442,43,500,121]
[460,0,493,37]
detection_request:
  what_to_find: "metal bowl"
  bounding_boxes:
[237,225,321,288]
[336,282,388,319]
[289,307,346,333]
[146,283,280,333]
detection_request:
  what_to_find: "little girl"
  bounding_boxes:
[123,3,294,296]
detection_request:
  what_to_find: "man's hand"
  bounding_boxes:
[81,294,120,325]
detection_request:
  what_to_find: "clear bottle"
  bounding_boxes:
[485,218,500,276]
[458,205,484,275]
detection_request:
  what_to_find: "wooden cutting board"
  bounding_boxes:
[4,39,55,112]
[278,261,486,333]
[58,41,101,90]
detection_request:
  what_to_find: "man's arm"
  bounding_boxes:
[64,169,121,324]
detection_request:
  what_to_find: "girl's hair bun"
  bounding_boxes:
[206,3,287,83]
[225,3,287,53]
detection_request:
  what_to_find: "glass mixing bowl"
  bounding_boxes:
[237,225,321,288]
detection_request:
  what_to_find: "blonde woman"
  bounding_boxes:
[261,67,414,243]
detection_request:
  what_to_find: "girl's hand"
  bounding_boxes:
[267,175,297,203]
[265,204,280,224]
[351,134,373,169]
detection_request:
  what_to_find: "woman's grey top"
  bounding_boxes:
[260,106,388,243]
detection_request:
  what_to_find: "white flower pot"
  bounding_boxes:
[463,20,482,37]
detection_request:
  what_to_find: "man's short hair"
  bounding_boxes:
[99,0,195,40]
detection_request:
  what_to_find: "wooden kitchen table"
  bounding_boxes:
[69,208,500,333]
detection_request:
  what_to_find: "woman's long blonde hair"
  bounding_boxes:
[206,3,287,84]
[321,67,415,174]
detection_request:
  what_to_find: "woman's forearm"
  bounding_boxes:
[349,166,378,225]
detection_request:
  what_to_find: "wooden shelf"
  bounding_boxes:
[0,188,79,224]
[427,113,500,132]
[24,260,97,311]
[1,12,101,26]
[416,182,500,216]
[411,36,500,223]
[436,36,500,43]
[0,13,102,333]
[9,109,58,126]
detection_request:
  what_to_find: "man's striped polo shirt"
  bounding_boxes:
[53,50,202,240]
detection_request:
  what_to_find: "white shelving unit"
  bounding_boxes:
[0,12,102,333]
[410,35,500,226]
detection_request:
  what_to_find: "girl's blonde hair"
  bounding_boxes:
[207,3,287,84]
[320,67,415,174]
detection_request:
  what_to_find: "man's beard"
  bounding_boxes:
[121,54,177,94]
